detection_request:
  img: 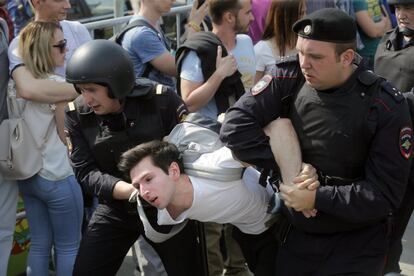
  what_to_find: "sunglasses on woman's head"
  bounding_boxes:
[53,39,67,53]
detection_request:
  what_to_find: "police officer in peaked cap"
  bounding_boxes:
[374,0,414,274]
[64,40,202,275]
[220,8,413,275]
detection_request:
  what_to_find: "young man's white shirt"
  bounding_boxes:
[156,147,273,235]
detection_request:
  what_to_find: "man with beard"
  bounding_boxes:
[374,0,414,274]
[175,1,255,275]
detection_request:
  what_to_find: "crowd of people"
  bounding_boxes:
[0,0,413,275]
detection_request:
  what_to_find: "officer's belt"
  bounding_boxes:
[317,171,362,186]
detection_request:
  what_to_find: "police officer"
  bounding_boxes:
[220,8,413,275]
[374,0,414,274]
[375,0,414,92]
[64,40,200,276]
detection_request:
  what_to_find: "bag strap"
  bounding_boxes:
[115,19,170,78]
[129,190,188,243]
[7,80,55,149]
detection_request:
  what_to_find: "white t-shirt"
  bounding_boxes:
[180,34,256,119]
[22,75,74,180]
[157,147,273,235]
[254,39,297,76]
[8,20,91,75]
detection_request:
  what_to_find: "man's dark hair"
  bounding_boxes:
[334,41,357,61]
[209,0,241,25]
[118,140,185,182]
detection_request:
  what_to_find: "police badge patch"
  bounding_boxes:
[399,127,413,159]
[251,75,272,96]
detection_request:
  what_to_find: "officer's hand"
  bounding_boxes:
[215,46,237,78]
[293,163,320,191]
[280,183,316,212]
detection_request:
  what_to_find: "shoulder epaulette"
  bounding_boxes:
[380,80,404,103]
[67,101,76,112]
[275,54,299,66]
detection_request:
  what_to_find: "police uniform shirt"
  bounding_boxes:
[64,85,188,203]
[220,55,412,233]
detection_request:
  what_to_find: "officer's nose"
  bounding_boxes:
[82,91,93,107]
[299,55,311,69]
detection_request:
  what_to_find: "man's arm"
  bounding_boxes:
[150,51,177,77]
[12,67,78,103]
[64,107,128,201]
[180,46,237,112]
[220,79,286,169]
[131,28,176,77]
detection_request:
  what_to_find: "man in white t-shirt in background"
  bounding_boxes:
[8,0,91,103]
[178,0,255,119]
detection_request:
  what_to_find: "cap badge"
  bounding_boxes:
[304,25,312,35]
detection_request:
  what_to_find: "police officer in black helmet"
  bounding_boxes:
[374,0,414,274]
[220,8,413,275]
[64,40,200,276]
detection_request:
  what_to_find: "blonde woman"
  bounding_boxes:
[17,21,83,276]
[254,0,306,83]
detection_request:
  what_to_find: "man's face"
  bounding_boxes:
[395,4,414,34]
[150,0,176,14]
[234,0,254,34]
[35,0,71,21]
[296,36,345,90]
[130,156,176,209]
[77,83,122,115]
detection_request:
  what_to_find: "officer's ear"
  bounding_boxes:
[340,49,354,67]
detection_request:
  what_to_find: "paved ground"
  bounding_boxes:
[117,214,414,276]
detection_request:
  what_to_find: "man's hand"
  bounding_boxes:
[215,46,237,78]
[280,183,316,212]
[293,163,320,190]
[188,0,209,26]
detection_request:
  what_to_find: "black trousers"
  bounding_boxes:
[384,182,414,273]
[232,225,278,276]
[73,204,201,276]
[276,224,387,276]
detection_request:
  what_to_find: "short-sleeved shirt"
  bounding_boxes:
[180,34,256,119]
[8,20,91,76]
[122,15,175,87]
[254,40,297,76]
[353,0,383,58]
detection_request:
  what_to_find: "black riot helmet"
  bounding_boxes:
[66,39,135,99]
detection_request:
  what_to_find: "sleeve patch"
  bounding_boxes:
[251,75,272,96]
[400,127,412,160]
